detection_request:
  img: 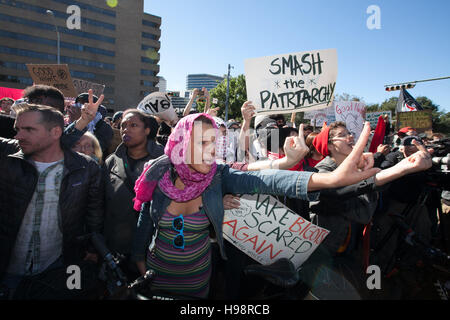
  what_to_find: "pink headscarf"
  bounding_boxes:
[133,113,218,210]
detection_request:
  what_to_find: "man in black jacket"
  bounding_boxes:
[0,104,104,299]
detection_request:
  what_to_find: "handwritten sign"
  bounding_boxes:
[72,78,105,97]
[26,64,77,98]
[304,105,336,127]
[137,91,178,124]
[396,110,432,133]
[366,111,392,129]
[334,101,366,141]
[223,194,329,270]
[244,49,338,115]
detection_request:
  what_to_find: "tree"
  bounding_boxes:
[208,74,247,121]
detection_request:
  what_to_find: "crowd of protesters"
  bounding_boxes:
[0,84,447,300]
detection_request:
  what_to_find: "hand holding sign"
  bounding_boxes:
[241,101,256,122]
[137,92,178,126]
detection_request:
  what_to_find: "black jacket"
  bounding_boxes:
[103,139,164,255]
[0,138,104,278]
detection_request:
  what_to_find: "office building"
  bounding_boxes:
[0,0,161,113]
[186,73,223,92]
[156,76,166,92]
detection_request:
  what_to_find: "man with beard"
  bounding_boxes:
[0,103,104,299]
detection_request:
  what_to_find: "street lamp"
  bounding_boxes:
[46,10,60,64]
[224,64,234,122]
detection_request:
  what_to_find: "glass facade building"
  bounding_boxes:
[186,74,224,92]
[0,0,161,112]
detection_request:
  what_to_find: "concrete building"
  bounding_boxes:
[156,76,166,92]
[0,0,160,113]
[186,73,223,92]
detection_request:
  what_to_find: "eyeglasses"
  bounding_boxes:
[172,215,184,250]
[331,132,353,141]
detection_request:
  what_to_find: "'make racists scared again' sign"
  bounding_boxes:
[244,49,338,115]
[223,194,329,270]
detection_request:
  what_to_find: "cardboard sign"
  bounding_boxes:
[366,111,392,129]
[223,194,329,270]
[334,101,366,141]
[244,49,338,115]
[137,91,178,124]
[396,110,432,133]
[72,78,105,98]
[304,105,336,127]
[26,64,77,98]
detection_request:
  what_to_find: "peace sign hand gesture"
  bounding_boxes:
[75,89,105,131]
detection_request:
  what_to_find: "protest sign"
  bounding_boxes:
[396,110,432,133]
[366,111,392,129]
[244,48,338,115]
[334,101,366,141]
[223,194,329,270]
[137,91,178,124]
[26,64,77,98]
[72,78,105,97]
[304,105,336,127]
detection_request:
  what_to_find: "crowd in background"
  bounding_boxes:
[0,84,448,300]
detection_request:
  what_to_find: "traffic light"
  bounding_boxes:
[385,83,415,91]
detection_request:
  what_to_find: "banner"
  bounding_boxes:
[396,110,432,133]
[0,87,24,100]
[334,101,366,141]
[244,49,338,115]
[26,64,77,98]
[366,111,391,129]
[72,78,105,97]
[223,194,329,270]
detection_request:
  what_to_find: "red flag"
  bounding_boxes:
[369,116,386,153]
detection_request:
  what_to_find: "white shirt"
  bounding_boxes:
[7,160,64,276]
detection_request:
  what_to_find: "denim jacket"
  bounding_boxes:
[131,161,320,262]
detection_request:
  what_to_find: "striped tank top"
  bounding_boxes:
[146,209,211,299]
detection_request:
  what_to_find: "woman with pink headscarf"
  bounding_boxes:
[131,113,382,299]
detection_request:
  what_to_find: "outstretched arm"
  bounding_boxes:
[307,122,381,191]
[183,89,199,117]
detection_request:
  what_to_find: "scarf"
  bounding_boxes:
[133,113,218,211]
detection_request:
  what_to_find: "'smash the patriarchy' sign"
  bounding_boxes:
[27,64,77,98]
[223,194,329,270]
[334,101,366,141]
[244,49,338,115]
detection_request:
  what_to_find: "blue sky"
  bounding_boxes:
[144,0,450,112]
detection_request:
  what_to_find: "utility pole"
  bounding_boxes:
[224,64,233,122]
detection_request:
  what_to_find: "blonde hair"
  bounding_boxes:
[83,131,103,165]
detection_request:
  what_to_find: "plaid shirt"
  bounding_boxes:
[7,160,64,276]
